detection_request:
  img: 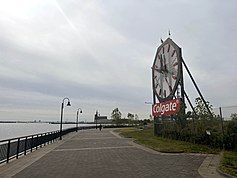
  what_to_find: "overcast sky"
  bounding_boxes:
[0,0,236,122]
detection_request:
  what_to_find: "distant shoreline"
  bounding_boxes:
[0,121,94,124]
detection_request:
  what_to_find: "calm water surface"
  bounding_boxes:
[0,123,95,141]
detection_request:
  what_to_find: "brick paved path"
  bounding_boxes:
[12,129,206,178]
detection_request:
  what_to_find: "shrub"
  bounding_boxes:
[157,118,237,150]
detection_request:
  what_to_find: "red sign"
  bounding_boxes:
[152,99,181,117]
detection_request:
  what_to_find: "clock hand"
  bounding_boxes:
[153,68,163,73]
[155,82,160,88]
[155,81,161,89]
[163,65,177,78]
[163,64,168,72]
[165,77,173,92]
[152,65,165,73]
[166,71,177,80]
[160,55,163,70]
[154,77,161,88]
[163,55,167,71]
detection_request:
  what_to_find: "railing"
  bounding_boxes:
[0,126,96,164]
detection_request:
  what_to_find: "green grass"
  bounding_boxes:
[115,127,220,154]
[115,127,237,177]
[219,151,237,177]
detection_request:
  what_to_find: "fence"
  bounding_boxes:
[213,106,237,121]
[154,105,237,150]
[0,126,96,164]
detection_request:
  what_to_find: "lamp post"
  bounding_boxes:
[95,110,99,129]
[60,97,71,140]
[76,108,82,132]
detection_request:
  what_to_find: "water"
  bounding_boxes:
[0,123,95,141]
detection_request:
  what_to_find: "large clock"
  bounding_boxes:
[152,38,181,101]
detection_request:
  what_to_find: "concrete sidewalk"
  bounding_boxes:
[0,129,225,178]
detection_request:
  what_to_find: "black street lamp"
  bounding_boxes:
[60,97,71,140]
[76,108,82,132]
[95,110,98,129]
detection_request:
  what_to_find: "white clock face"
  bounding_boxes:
[153,40,180,100]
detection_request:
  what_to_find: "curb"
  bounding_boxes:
[113,129,235,178]
[217,151,236,178]
[217,168,236,178]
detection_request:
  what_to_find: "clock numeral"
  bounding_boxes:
[173,62,178,66]
[159,54,163,60]
[172,75,177,80]
[159,89,162,95]
[163,55,166,68]
[172,58,177,65]
[169,86,172,92]
[160,57,163,68]
[162,47,164,54]
[167,44,170,52]
[171,50,176,57]
[154,77,160,88]
[155,65,159,69]
[164,90,166,97]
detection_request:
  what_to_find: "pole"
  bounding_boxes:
[184,91,196,134]
[183,90,196,115]
[182,59,213,117]
[95,111,98,129]
[60,102,64,140]
[219,107,225,149]
[152,65,158,135]
[76,110,78,132]
[180,52,185,115]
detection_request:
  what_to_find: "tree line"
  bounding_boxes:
[157,97,237,150]
[110,108,151,126]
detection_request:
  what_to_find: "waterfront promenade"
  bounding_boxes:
[0,129,224,178]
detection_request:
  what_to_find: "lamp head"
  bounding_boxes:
[80,110,83,114]
[67,101,71,106]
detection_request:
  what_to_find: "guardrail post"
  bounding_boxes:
[44,133,46,146]
[36,135,38,150]
[51,132,54,143]
[6,140,10,163]
[40,134,43,148]
[16,138,20,159]
[51,132,53,143]
[31,136,33,152]
[47,133,50,144]
[24,137,27,155]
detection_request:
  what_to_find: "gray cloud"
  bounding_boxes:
[0,0,236,121]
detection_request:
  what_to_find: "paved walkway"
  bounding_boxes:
[0,129,224,178]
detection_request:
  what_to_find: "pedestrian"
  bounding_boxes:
[99,124,102,131]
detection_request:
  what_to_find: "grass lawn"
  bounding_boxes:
[115,127,237,177]
[115,127,220,154]
[115,127,237,176]
[219,151,237,177]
